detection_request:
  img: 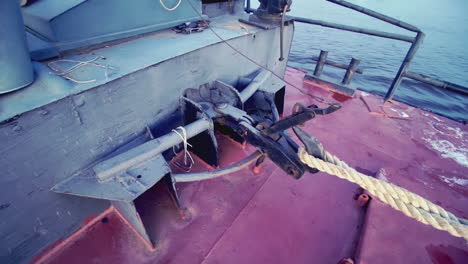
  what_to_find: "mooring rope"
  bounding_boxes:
[160,0,183,11]
[297,147,468,240]
[172,126,195,171]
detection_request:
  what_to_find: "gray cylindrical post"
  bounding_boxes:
[240,69,271,103]
[94,118,212,181]
[174,151,263,182]
[313,50,329,77]
[342,58,360,85]
[384,32,425,101]
[0,0,34,94]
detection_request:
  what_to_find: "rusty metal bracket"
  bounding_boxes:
[264,103,341,135]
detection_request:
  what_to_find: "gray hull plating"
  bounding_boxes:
[0,21,294,263]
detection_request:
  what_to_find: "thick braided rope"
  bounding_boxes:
[320,150,460,222]
[298,147,468,240]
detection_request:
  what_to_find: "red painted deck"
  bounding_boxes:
[35,68,468,264]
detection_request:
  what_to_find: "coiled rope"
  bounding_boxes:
[160,0,182,11]
[172,126,195,171]
[298,147,468,240]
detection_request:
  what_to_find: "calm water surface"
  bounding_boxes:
[278,0,467,121]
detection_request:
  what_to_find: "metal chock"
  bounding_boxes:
[292,126,325,160]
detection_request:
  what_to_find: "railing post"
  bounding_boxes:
[384,32,425,101]
[314,50,329,77]
[342,58,360,85]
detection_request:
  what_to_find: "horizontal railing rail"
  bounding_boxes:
[404,72,468,96]
[288,16,415,43]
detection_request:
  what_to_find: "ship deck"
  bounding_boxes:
[34,68,468,264]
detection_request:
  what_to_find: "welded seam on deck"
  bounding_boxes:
[199,166,280,264]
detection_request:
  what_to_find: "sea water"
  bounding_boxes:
[284,0,467,121]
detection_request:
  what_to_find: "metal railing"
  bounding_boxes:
[307,50,363,95]
[245,0,468,99]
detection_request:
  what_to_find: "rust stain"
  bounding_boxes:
[81,215,96,225]
[332,92,352,102]
[31,207,114,263]
[426,244,468,264]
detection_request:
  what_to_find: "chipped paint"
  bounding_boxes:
[423,137,468,167]
[422,120,468,167]
[430,121,465,139]
[444,126,465,139]
[390,108,409,118]
[439,176,468,187]
[421,111,442,121]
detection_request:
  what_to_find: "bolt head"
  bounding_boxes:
[356,194,370,207]
[286,167,297,176]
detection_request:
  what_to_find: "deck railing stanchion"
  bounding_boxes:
[384,32,425,101]
[314,50,328,77]
[342,58,360,85]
